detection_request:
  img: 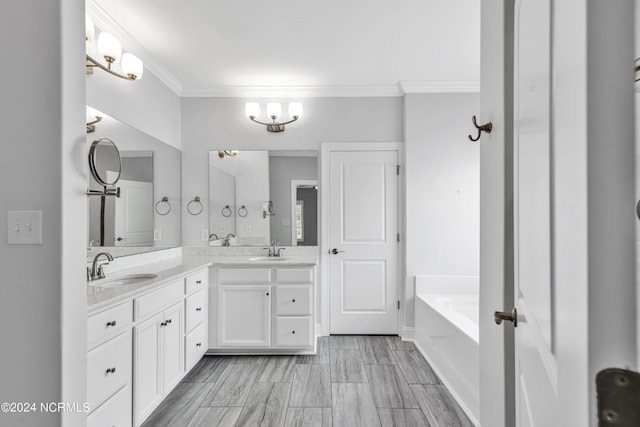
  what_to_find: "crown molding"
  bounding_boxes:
[86,1,183,95]
[181,85,404,98]
[398,80,480,94]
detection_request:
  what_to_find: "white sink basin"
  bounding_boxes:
[90,273,158,287]
[249,257,290,262]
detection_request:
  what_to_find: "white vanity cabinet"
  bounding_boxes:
[211,265,315,353]
[87,300,133,427]
[184,270,208,371]
[87,264,211,427]
[132,280,185,426]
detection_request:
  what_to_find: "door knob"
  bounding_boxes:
[116,237,127,241]
[494,308,518,327]
[330,248,345,255]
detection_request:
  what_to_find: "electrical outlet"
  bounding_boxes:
[7,210,43,245]
[154,229,162,241]
[201,229,209,241]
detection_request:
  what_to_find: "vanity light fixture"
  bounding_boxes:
[245,102,303,132]
[218,150,239,158]
[86,106,103,133]
[85,14,144,81]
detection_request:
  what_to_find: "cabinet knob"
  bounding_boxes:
[106,320,117,327]
[196,280,202,284]
[266,292,269,296]
[160,322,166,327]
[292,299,296,303]
[166,319,172,324]
[196,342,202,347]
[196,307,202,312]
[105,367,116,374]
[292,330,296,334]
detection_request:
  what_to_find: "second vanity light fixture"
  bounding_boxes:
[85,15,144,81]
[245,102,303,132]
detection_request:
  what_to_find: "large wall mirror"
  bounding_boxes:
[209,150,318,247]
[87,108,181,257]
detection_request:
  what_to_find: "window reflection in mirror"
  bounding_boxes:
[209,150,318,247]
[87,109,181,257]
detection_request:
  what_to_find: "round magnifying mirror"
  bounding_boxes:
[88,138,121,186]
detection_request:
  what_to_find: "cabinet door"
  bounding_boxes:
[161,302,184,393]
[133,313,162,425]
[218,285,271,347]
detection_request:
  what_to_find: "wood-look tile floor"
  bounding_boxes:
[142,336,473,427]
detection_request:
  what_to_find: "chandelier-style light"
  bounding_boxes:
[245,102,303,132]
[85,14,144,81]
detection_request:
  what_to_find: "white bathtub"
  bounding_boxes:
[414,275,479,426]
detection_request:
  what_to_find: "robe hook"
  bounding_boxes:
[468,115,492,142]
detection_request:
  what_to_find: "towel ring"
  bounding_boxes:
[221,205,232,217]
[187,196,203,216]
[238,205,248,217]
[155,197,171,216]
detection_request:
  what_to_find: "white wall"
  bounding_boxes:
[0,1,87,426]
[181,97,403,246]
[404,93,480,328]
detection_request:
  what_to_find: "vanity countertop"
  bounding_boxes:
[87,257,213,313]
[87,255,318,312]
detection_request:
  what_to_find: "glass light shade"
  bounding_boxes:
[85,15,95,43]
[86,106,103,121]
[288,102,303,118]
[267,102,282,119]
[121,53,144,80]
[97,32,122,63]
[245,102,260,118]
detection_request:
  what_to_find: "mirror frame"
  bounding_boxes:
[88,137,121,186]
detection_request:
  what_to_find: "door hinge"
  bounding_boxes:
[397,165,400,175]
[397,300,400,310]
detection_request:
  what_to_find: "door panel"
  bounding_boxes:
[115,179,153,246]
[329,150,398,334]
[514,0,557,425]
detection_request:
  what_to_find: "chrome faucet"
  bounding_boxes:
[209,233,219,241]
[264,240,286,257]
[223,234,235,246]
[88,252,113,281]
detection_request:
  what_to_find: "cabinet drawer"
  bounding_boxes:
[275,285,312,316]
[218,268,271,283]
[274,317,313,347]
[87,384,131,427]
[134,280,183,320]
[87,300,132,349]
[87,330,132,410]
[185,323,207,372]
[276,268,313,284]
[185,289,206,333]
[185,269,208,295]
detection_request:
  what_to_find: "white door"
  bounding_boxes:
[114,179,153,246]
[327,149,399,334]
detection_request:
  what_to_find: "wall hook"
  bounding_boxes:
[468,115,492,142]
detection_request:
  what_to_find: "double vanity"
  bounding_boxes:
[86,253,317,427]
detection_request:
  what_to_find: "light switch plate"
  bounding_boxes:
[153,229,162,241]
[8,210,43,245]
[201,229,209,241]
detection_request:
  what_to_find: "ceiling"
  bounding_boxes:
[87,0,480,96]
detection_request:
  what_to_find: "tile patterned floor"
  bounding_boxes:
[141,336,473,427]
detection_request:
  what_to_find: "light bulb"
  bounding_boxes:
[288,102,303,118]
[85,15,95,43]
[121,53,144,80]
[245,102,260,118]
[97,32,122,63]
[267,102,281,120]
